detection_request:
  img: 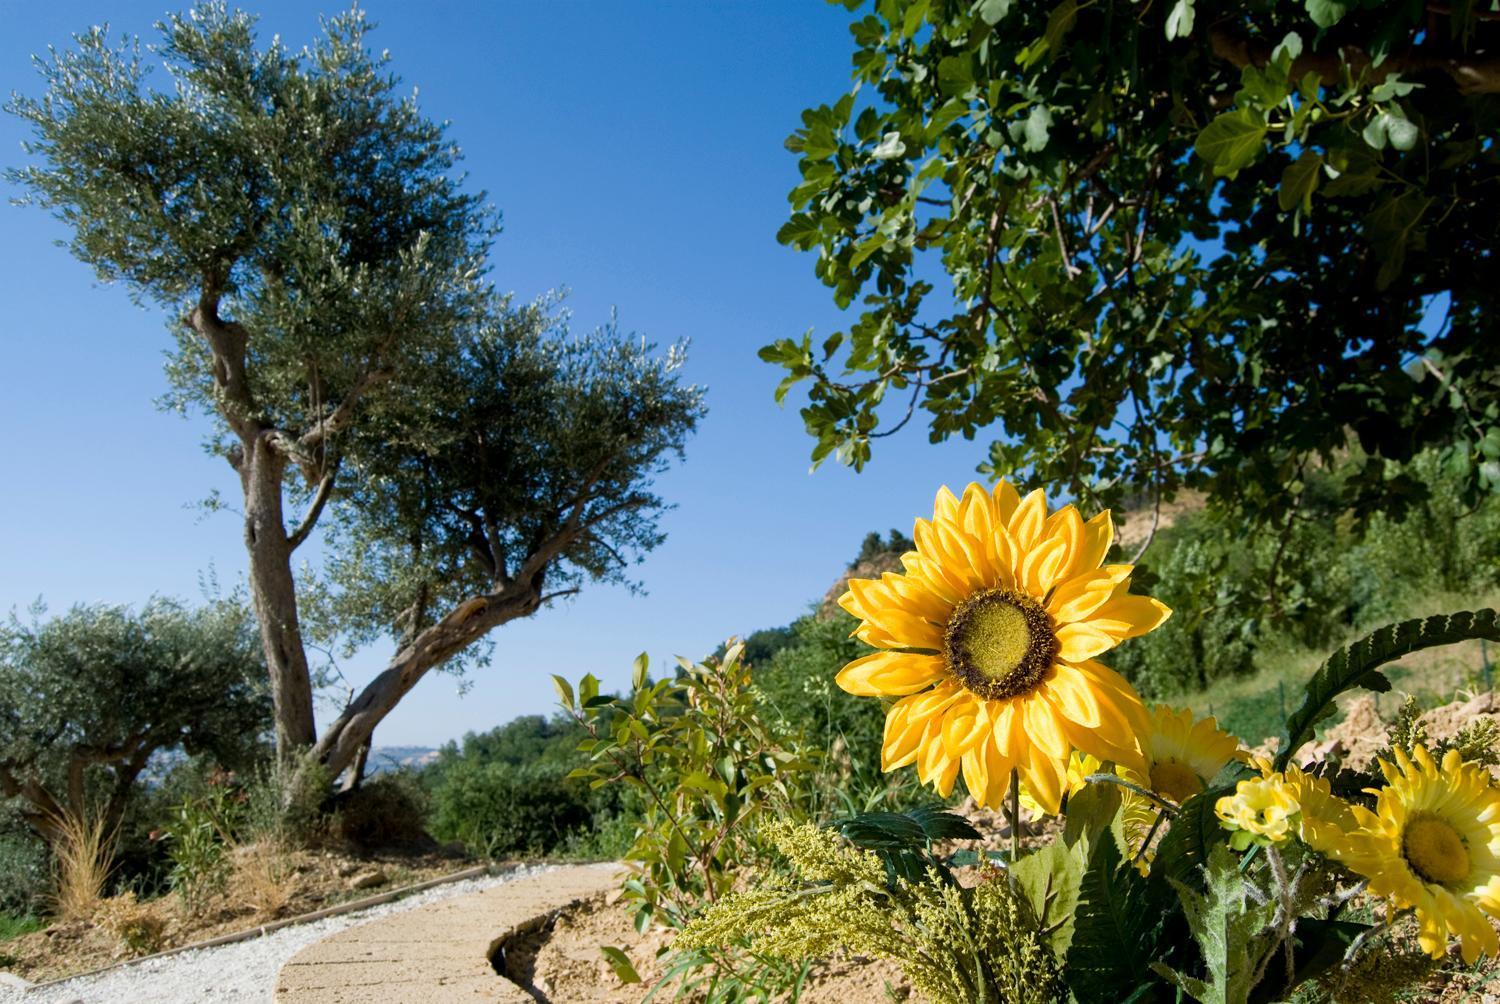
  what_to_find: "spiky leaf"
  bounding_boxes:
[1278,609,1500,770]
[1066,832,1177,1003]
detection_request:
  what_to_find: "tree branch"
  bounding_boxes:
[1208,23,1500,95]
[287,462,338,551]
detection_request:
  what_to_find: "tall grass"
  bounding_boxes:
[49,805,117,922]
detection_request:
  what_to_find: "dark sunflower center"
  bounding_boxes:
[943,588,1058,700]
[1403,816,1471,886]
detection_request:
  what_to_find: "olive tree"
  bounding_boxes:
[7,4,704,782]
[766,0,1500,536]
[0,599,268,844]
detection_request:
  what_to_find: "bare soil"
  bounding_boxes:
[504,892,911,1003]
[0,845,477,984]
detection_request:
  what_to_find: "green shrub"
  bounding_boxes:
[0,825,49,917]
[428,761,587,857]
[563,643,819,932]
[333,772,431,851]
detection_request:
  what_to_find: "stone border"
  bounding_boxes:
[273,862,619,1002]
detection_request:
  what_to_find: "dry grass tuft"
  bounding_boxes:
[49,806,117,923]
[230,840,299,919]
[93,891,169,956]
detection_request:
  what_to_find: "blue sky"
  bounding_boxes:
[0,1,1006,747]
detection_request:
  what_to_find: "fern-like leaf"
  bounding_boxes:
[1276,609,1500,771]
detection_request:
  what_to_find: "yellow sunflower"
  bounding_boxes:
[1332,746,1500,964]
[1120,705,1244,861]
[835,481,1171,814]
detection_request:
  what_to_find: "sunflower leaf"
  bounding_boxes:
[907,805,982,841]
[1153,785,1232,892]
[1066,834,1181,1003]
[1277,609,1500,771]
[1158,843,1277,1004]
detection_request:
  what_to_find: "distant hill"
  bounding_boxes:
[366,746,439,774]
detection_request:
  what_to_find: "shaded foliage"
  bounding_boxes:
[767,0,1500,532]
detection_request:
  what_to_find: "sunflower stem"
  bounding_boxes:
[1134,808,1168,865]
[1008,767,1021,887]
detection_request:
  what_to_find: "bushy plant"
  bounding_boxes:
[678,820,1064,1004]
[421,713,629,859]
[161,785,237,915]
[0,822,49,917]
[94,891,168,956]
[428,762,586,858]
[561,642,819,931]
[332,773,431,851]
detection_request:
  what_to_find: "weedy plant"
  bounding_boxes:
[160,773,242,915]
[671,481,1500,1003]
[561,642,820,997]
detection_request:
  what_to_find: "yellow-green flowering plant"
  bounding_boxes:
[668,482,1500,1003]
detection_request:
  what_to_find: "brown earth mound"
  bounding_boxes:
[507,893,910,1003]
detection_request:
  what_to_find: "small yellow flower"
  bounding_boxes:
[836,482,1171,814]
[1216,774,1300,849]
[1331,746,1500,964]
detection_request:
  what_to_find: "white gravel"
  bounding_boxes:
[3,865,546,1004]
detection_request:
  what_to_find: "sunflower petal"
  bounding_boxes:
[1055,621,1119,662]
[836,651,948,697]
[942,700,989,757]
[1082,593,1173,641]
[1008,488,1049,555]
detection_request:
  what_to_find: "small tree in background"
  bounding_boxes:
[7,4,704,786]
[0,599,268,846]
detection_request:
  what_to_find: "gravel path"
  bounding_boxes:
[2,865,547,1004]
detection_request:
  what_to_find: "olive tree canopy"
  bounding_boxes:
[0,599,268,843]
[7,4,704,780]
[766,0,1500,533]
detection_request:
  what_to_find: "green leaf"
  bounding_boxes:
[1194,110,1267,176]
[1153,785,1232,891]
[1066,835,1177,1004]
[600,945,642,984]
[1042,0,1079,54]
[1384,113,1419,151]
[907,806,982,841]
[1159,843,1276,1004]
[1278,150,1322,213]
[1278,609,1500,770]
[975,0,1011,26]
[550,673,575,710]
[1165,0,1195,40]
[937,55,975,96]
[631,652,649,690]
[578,672,601,705]
[1063,776,1122,848]
[1022,105,1053,153]
[1013,839,1087,954]
[1305,0,1347,28]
